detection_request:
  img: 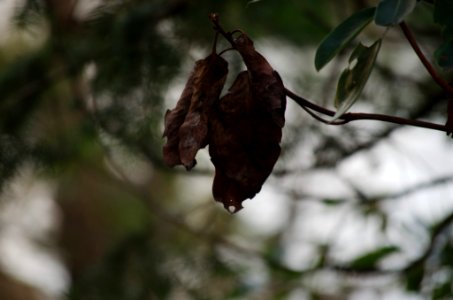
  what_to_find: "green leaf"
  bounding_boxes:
[332,39,382,120]
[374,0,417,26]
[433,0,453,35]
[405,263,425,291]
[322,199,345,206]
[349,245,399,269]
[314,7,376,71]
[433,0,453,70]
[435,39,453,69]
[433,281,453,300]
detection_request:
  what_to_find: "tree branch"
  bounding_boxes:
[285,88,448,132]
[403,210,453,274]
[399,21,453,96]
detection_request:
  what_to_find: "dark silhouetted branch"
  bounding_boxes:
[400,21,453,96]
[285,88,447,132]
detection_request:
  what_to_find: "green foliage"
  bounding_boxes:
[0,48,52,132]
[333,40,382,119]
[405,263,425,291]
[430,236,453,298]
[433,0,453,34]
[435,40,453,69]
[314,7,376,71]
[69,232,173,300]
[348,245,399,270]
[374,0,418,26]
[433,0,453,69]
[433,281,453,300]
[322,198,345,206]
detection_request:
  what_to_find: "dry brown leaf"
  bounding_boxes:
[163,54,228,169]
[163,32,286,213]
[209,33,286,213]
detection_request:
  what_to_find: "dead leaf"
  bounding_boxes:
[163,32,286,213]
[234,33,286,128]
[209,33,286,213]
[163,54,228,169]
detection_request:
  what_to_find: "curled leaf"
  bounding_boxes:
[348,245,399,269]
[315,7,376,71]
[435,40,453,70]
[209,33,286,213]
[163,54,228,169]
[234,33,286,128]
[333,39,382,120]
[374,0,417,27]
[433,0,453,70]
[434,0,453,33]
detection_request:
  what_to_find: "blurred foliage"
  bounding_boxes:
[0,0,451,300]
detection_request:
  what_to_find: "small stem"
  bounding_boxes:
[218,47,235,56]
[300,104,346,125]
[211,31,219,55]
[209,13,236,48]
[400,22,453,96]
[285,88,448,132]
[285,88,335,117]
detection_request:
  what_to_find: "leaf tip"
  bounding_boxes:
[314,58,323,72]
[227,205,240,214]
[314,49,326,71]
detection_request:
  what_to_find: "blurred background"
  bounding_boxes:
[0,0,452,299]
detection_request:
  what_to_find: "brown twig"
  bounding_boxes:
[209,13,236,47]
[285,88,448,132]
[400,22,453,96]
[211,31,219,55]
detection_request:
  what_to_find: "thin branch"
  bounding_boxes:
[209,13,236,48]
[285,87,448,132]
[403,210,453,274]
[284,88,335,117]
[311,86,446,168]
[298,101,347,125]
[386,174,453,200]
[400,21,453,96]
[211,31,219,55]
